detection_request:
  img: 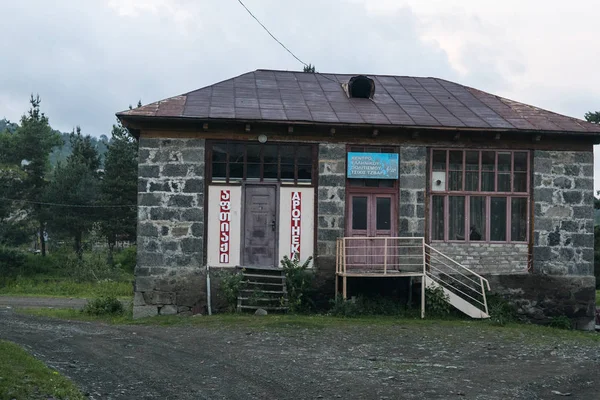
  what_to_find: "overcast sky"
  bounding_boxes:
[1,0,599,188]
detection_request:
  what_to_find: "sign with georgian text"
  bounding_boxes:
[219,190,231,263]
[290,191,301,259]
[347,152,399,179]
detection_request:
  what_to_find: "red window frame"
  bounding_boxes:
[429,149,531,244]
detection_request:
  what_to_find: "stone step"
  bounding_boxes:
[242,273,285,280]
[238,297,288,302]
[244,281,285,286]
[239,289,286,294]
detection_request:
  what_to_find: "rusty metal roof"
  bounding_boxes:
[118,69,600,134]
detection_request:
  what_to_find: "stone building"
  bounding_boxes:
[117,70,600,329]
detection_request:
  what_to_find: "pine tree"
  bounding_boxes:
[99,120,138,264]
[12,96,61,255]
[44,127,100,258]
[585,111,600,124]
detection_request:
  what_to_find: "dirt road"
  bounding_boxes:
[0,309,599,399]
[0,296,88,309]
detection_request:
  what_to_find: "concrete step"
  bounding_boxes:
[242,273,285,280]
[239,289,286,294]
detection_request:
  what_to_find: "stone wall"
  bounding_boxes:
[486,274,596,331]
[134,137,206,318]
[433,243,529,273]
[315,143,346,301]
[399,146,426,237]
[533,150,594,276]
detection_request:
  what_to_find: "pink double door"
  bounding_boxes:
[346,193,397,272]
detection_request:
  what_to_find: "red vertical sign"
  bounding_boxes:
[219,190,231,263]
[290,191,301,259]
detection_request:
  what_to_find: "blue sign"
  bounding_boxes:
[347,152,399,179]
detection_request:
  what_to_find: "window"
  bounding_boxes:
[208,142,315,184]
[430,149,529,243]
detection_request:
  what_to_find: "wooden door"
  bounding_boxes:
[346,193,396,271]
[243,185,277,267]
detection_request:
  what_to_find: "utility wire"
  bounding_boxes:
[0,197,135,208]
[235,0,337,83]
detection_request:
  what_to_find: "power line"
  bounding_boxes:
[0,197,135,209]
[235,0,337,83]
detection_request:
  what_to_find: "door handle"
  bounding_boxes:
[271,220,276,232]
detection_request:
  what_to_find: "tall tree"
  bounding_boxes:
[44,127,100,258]
[99,120,138,264]
[584,111,600,124]
[12,96,61,255]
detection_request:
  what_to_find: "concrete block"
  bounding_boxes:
[133,305,158,319]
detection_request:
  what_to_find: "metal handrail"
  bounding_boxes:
[335,237,490,317]
[425,244,491,291]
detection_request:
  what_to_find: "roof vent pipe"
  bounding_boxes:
[348,75,375,99]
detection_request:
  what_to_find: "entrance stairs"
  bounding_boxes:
[236,267,288,312]
[336,237,491,319]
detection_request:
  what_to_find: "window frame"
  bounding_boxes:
[429,148,530,244]
[207,141,317,186]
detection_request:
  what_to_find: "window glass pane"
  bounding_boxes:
[352,197,368,230]
[376,197,391,230]
[498,152,511,172]
[466,151,479,171]
[378,180,394,188]
[365,180,380,187]
[264,164,277,179]
[297,146,312,164]
[263,145,278,164]
[482,151,495,171]
[381,148,395,153]
[298,164,311,181]
[490,197,507,241]
[212,163,226,179]
[281,164,294,180]
[212,143,227,162]
[448,196,465,241]
[469,197,486,241]
[229,144,245,163]
[482,172,494,192]
[350,146,364,152]
[465,172,479,191]
[247,145,261,163]
[432,196,445,240]
[498,174,511,192]
[280,146,295,165]
[247,163,260,179]
[432,150,446,171]
[514,172,527,192]
[449,151,463,170]
[514,152,528,172]
[511,198,527,242]
[449,171,463,191]
[230,162,243,180]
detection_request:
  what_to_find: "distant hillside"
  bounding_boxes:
[1,118,109,167]
[49,131,109,167]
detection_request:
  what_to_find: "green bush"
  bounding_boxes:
[216,269,246,312]
[486,294,518,326]
[82,296,124,316]
[424,285,451,316]
[549,315,572,330]
[114,246,136,273]
[281,255,314,313]
[0,246,27,276]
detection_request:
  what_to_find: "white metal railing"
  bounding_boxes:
[336,237,425,275]
[335,237,491,317]
[424,244,490,316]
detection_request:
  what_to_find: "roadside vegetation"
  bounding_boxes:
[0,97,137,300]
[0,340,84,400]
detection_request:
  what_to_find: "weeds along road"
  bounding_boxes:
[1,308,599,399]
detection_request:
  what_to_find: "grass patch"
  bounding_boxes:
[18,308,600,344]
[0,276,133,298]
[0,340,84,400]
[596,290,599,306]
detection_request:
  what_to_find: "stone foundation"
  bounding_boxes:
[486,274,596,330]
[433,243,529,273]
